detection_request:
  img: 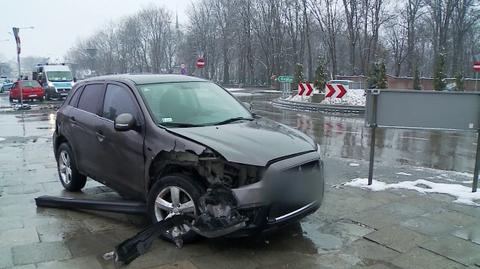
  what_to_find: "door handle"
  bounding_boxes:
[96,130,105,142]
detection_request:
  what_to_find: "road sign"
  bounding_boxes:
[277,76,293,83]
[298,83,314,96]
[196,58,205,68]
[474,61,480,72]
[325,83,347,98]
[365,89,480,192]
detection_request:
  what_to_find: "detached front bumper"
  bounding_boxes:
[229,151,325,236]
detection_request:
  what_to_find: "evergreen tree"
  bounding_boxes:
[313,58,328,92]
[367,63,379,89]
[413,65,422,90]
[454,72,464,91]
[293,63,304,87]
[433,53,446,91]
[377,61,388,89]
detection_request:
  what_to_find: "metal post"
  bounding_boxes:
[368,92,378,185]
[472,130,480,192]
[17,52,23,107]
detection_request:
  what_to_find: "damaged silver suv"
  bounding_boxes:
[53,74,324,242]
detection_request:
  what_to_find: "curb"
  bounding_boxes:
[272,98,365,114]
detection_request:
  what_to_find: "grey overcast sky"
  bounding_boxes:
[0,0,191,62]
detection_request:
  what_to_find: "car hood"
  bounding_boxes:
[167,117,317,166]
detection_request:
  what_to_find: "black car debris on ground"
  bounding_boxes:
[47,74,324,247]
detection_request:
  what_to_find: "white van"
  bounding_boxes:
[34,64,75,100]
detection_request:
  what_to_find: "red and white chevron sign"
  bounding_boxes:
[325,83,347,98]
[298,83,314,96]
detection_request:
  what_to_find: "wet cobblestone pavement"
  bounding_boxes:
[1,93,479,269]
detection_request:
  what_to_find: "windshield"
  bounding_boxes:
[20,81,41,88]
[138,81,252,127]
[46,71,73,82]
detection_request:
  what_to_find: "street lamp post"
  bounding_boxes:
[12,26,34,108]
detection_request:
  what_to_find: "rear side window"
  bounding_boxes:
[20,81,41,87]
[68,86,83,107]
[77,84,105,115]
[102,84,138,121]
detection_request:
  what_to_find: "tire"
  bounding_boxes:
[56,143,87,191]
[45,92,51,101]
[147,174,205,244]
[9,96,13,103]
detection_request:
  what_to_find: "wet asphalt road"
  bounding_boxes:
[238,90,478,174]
[1,91,480,269]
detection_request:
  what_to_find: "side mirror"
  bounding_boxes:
[242,102,252,111]
[114,113,136,131]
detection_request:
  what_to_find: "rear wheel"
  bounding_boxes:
[56,143,87,191]
[147,174,204,244]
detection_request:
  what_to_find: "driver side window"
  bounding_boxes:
[102,84,138,121]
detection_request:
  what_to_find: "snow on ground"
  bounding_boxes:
[345,178,480,206]
[0,137,5,142]
[285,94,311,102]
[321,89,366,106]
[258,90,281,93]
[396,172,412,176]
[348,163,360,167]
[231,92,252,97]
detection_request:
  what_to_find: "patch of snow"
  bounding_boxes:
[226,88,245,92]
[320,89,366,106]
[231,92,252,97]
[396,172,412,176]
[348,163,360,167]
[259,89,280,93]
[345,178,480,206]
[285,94,312,102]
[0,137,5,142]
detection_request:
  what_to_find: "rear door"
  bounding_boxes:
[67,83,106,179]
[95,82,145,195]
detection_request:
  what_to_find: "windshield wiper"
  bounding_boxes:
[160,123,205,128]
[214,117,253,125]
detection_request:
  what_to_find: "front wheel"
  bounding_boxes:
[147,174,204,244]
[56,143,87,191]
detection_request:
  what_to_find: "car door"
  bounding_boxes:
[96,82,145,195]
[67,83,106,179]
[10,82,19,99]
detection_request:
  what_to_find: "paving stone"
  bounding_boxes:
[146,260,199,269]
[400,216,455,235]
[12,241,71,265]
[0,228,39,248]
[36,255,103,269]
[64,230,119,258]
[5,265,36,269]
[3,184,43,195]
[423,210,477,227]
[351,209,403,230]
[378,202,427,218]
[451,225,480,245]
[391,247,466,269]
[189,250,260,269]
[344,238,399,263]
[419,235,480,266]
[364,225,428,253]
[0,247,13,268]
[36,221,84,242]
[301,221,343,251]
[252,250,318,269]
[0,218,23,232]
